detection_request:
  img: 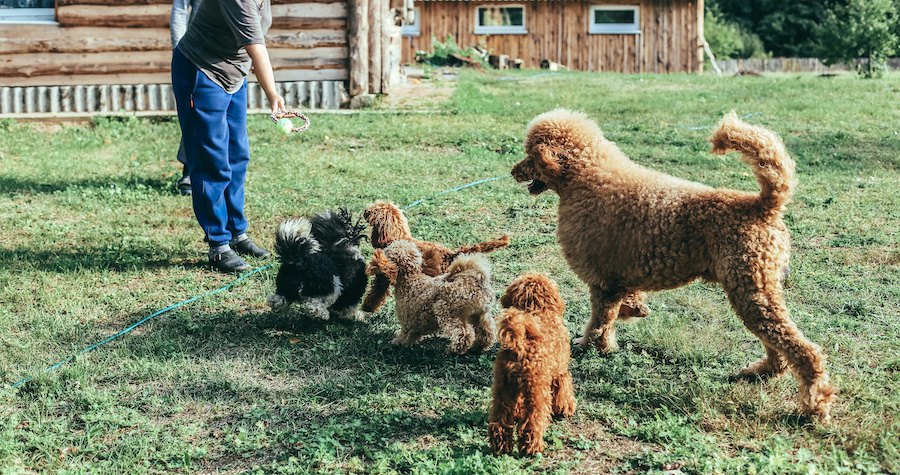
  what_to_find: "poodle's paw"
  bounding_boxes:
[553,397,576,418]
[573,336,591,347]
[802,378,837,424]
[731,355,789,382]
[266,294,289,313]
[391,332,410,346]
[488,423,514,455]
[299,301,331,321]
[333,306,366,322]
[517,430,545,456]
[595,327,619,354]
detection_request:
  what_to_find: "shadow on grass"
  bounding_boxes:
[0,247,196,272]
[0,175,175,195]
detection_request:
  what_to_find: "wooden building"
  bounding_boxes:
[0,0,403,115]
[401,0,704,73]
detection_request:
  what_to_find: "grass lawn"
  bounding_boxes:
[1,70,898,474]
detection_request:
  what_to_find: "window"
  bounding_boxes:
[589,5,640,34]
[402,7,420,37]
[475,5,526,35]
[0,0,55,23]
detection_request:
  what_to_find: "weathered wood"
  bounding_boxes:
[272,17,346,30]
[368,0,382,92]
[57,4,171,28]
[271,2,346,17]
[348,0,369,96]
[2,69,348,87]
[1,48,347,78]
[265,29,348,49]
[402,0,700,73]
[58,0,344,5]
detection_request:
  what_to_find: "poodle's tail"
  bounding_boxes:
[446,253,492,282]
[274,217,320,263]
[447,235,511,263]
[497,308,542,355]
[710,111,796,211]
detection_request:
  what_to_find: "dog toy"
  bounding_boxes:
[270,109,310,134]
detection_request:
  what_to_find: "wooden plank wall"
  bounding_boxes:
[402,0,701,73]
[0,0,350,87]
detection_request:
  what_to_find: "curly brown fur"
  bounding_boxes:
[489,273,575,456]
[512,109,835,422]
[366,240,496,354]
[361,200,510,313]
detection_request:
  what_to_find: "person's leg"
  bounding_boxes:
[224,79,269,257]
[171,49,249,272]
[176,139,191,196]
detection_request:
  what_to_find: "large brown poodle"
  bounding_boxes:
[489,273,576,456]
[361,200,510,312]
[512,109,835,422]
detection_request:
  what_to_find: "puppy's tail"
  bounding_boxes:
[498,308,542,355]
[274,217,320,263]
[446,253,491,283]
[710,111,796,211]
[447,234,510,263]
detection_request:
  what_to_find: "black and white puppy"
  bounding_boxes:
[266,209,368,321]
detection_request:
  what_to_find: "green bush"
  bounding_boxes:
[704,7,768,59]
[415,35,489,67]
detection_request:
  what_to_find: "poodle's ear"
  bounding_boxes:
[534,143,563,177]
[366,249,398,284]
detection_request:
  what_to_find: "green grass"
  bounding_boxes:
[1,70,898,474]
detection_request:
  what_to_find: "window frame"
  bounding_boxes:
[402,6,420,37]
[474,4,527,35]
[0,6,56,24]
[588,5,640,35]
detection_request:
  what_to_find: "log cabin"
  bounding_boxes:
[0,0,403,116]
[401,0,704,73]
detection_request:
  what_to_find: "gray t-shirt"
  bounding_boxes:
[176,0,272,94]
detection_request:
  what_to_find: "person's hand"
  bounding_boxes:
[269,94,286,114]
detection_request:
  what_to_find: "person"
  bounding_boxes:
[172,0,284,273]
[170,0,201,196]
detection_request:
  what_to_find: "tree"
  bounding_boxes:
[816,0,899,78]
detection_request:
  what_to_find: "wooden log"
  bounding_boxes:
[0,26,345,54]
[58,3,346,28]
[348,0,369,97]
[1,48,346,78]
[1,69,347,87]
[368,0,382,93]
[58,0,343,5]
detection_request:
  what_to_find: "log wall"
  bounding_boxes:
[402,0,703,73]
[0,0,353,112]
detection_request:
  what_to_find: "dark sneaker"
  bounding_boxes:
[231,237,270,258]
[209,249,251,273]
[176,175,192,196]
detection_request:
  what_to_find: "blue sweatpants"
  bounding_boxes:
[171,48,250,247]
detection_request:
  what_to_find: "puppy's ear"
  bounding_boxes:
[366,249,398,284]
[534,143,563,177]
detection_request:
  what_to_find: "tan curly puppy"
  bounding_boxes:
[361,200,510,313]
[512,109,835,422]
[366,240,495,354]
[489,273,575,456]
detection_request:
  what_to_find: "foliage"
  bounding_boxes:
[816,0,899,78]
[707,0,840,57]
[1,71,899,473]
[415,35,489,68]
[704,6,768,59]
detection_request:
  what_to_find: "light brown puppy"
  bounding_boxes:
[366,240,495,354]
[512,109,835,422]
[361,200,510,313]
[489,273,575,456]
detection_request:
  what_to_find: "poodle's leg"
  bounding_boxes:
[551,371,576,418]
[575,285,625,353]
[725,281,835,423]
[361,274,391,313]
[618,291,651,322]
[517,373,553,455]
[733,344,788,381]
[391,328,425,347]
[488,369,519,455]
[438,306,476,355]
[333,305,366,322]
[471,310,497,352]
[266,294,291,314]
[298,299,330,320]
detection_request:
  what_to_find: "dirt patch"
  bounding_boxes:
[377,67,458,110]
